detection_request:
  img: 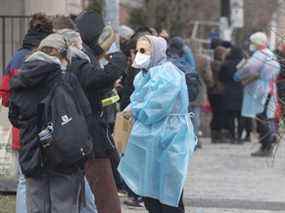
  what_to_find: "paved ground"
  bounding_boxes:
[121,137,285,213]
[1,107,285,212]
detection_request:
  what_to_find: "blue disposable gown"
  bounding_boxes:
[118,62,197,207]
[234,49,280,118]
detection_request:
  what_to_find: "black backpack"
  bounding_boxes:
[185,72,201,102]
[38,80,93,170]
[170,60,201,102]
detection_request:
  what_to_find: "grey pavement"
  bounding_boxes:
[121,137,285,212]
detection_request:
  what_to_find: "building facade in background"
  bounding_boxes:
[0,0,82,16]
[0,0,82,75]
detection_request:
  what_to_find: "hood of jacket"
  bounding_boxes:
[10,52,62,90]
[22,29,50,50]
[225,47,244,64]
[75,11,105,50]
[167,37,185,58]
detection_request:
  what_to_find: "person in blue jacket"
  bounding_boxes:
[118,35,197,213]
[234,32,280,157]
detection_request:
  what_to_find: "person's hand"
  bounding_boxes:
[67,46,91,62]
[123,111,132,120]
[123,105,132,119]
[114,79,123,89]
[98,26,116,52]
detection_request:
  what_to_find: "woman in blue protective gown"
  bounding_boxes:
[118,35,197,213]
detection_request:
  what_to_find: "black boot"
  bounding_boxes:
[251,145,273,157]
[211,130,219,143]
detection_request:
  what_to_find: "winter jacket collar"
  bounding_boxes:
[22,29,50,50]
[10,58,61,90]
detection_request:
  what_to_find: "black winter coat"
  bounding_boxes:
[75,11,128,156]
[219,48,244,111]
[119,68,140,110]
[9,60,91,174]
[67,52,127,158]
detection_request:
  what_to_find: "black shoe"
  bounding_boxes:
[124,198,144,208]
[221,130,232,143]
[235,138,245,145]
[251,147,273,157]
[211,130,219,143]
[237,140,245,145]
[197,141,202,149]
[242,135,251,143]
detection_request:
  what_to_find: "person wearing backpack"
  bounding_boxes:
[166,37,201,148]
[9,33,93,213]
[0,13,53,213]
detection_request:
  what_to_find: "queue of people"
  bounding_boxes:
[0,9,283,213]
[206,32,281,158]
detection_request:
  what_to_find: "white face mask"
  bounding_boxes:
[249,44,257,52]
[132,53,151,69]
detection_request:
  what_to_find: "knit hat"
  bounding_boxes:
[119,25,135,40]
[39,33,68,51]
[250,32,268,46]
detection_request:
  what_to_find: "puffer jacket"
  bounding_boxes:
[9,55,91,175]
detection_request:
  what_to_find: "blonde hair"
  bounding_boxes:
[38,46,67,61]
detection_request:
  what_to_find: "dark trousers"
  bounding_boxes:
[256,95,277,149]
[241,117,253,137]
[144,194,184,213]
[226,110,242,139]
[85,159,121,213]
[256,116,277,149]
[109,149,124,191]
[208,94,225,130]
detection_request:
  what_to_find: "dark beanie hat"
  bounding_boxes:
[75,11,105,48]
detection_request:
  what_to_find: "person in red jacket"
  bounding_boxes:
[0,13,53,213]
[0,13,53,151]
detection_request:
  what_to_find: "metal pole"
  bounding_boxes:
[2,17,6,73]
[221,0,231,19]
[220,0,232,41]
[104,0,119,32]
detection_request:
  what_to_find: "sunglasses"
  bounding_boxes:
[135,48,147,54]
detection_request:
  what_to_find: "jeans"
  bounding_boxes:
[16,153,27,213]
[16,152,96,213]
[81,177,98,213]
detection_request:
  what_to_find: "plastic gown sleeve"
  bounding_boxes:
[234,52,265,82]
[131,75,181,126]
